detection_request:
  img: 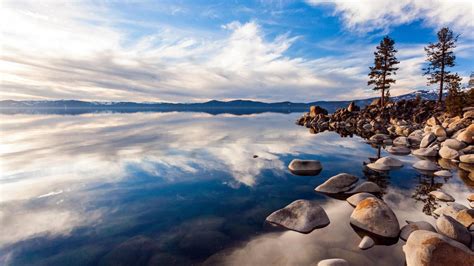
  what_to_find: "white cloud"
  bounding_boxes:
[306,0,474,38]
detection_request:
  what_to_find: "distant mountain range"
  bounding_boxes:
[0,90,441,115]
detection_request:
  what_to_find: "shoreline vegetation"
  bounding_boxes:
[268,27,474,266]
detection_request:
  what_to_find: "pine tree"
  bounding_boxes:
[423,27,458,103]
[368,36,399,107]
[445,73,463,115]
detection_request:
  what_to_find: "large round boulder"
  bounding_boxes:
[265,199,330,233]
[386,146,411,155]
[400,221,436,241]
[436,214,471,246]
[346,192,376,207]
[455,209,474,228]
[288,159,322,176]
[393,136,409,146]
[315,173,358,194]
[369,134,390,144]
[403,230,474,266]
[366,162,390,172]
[412,147,438,157]
[457,130,473,144]
[374,156,403,168]
[349,181,381,194]
[413,160,438,171]
[433,203,468,218]
[349,197,399,238]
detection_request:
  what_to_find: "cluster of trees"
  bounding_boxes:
[367,27,473,114]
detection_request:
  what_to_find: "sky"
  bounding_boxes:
[1,0,473,103]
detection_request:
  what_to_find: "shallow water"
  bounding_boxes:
[0,111,471,265]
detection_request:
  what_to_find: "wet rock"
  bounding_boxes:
[317,258,349,266]
[367,162,390,172]
[288,159,322,176]
[413,160,438,171]
[439,146,460,160]
[460,154,474,164]
[403,230,474,266]
[420,133,437,148]
[436,214,471,246]
[400,221,436,241]
[434,203,469,218]
[393,136,409,146]
[455,209,474,228]
[386,146,411,155]
[315,173,358,194]
[350,197,399,238]
[412,147,438,157]
[358,235,375,250]
[265,199,330,233]
[434,170,453,177]
[442,139,467,150]
[429,190,455,202]
[349,181,381,194]
[374,156,403,168]
[346,193,376,207]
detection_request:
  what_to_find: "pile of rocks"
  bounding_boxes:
[297,98,437,138]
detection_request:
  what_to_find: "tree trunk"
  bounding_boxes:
[439,43,446,104]
[381,88,385,107]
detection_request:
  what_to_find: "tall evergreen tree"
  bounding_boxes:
[423,27,458,103]
[368,36,399,107]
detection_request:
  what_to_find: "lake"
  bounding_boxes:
[0,111,471,265]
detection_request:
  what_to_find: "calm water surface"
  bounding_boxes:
[0,111,472,265]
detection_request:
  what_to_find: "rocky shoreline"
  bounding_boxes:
[264,99,474,265]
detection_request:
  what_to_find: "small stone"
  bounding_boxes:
[369,134,390,144]
[374,156,403,168]
[288,159,322,176]
[367,162,390,171]
[393,136,409,146]
[434,170,452,177]
[265,200,330,233]
[317,258,349,266]
[429,190,455,202]
[436,214,471,246]
[358,235,375,250]
[349,181,381,194]
[400,221,436,241]
[346,193,376,207]
[413,160,438,171]
[315,173,358,194]
[460,154,474,164]
[433,125,447,138]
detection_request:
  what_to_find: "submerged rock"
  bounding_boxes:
[429,190,455,202]
[265,200,330,233]
[288,159,322,176]
[317,258,349,266]
[358,235,375,250]
[403,230,474,266]
[346,192,376,207]
[350,197,399,238]
[436,214,471,247]
[315,173,358,194]
[434,170,452,177]
[400,221,436,241]
[413,160,438,171]
[349,181,381,194]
